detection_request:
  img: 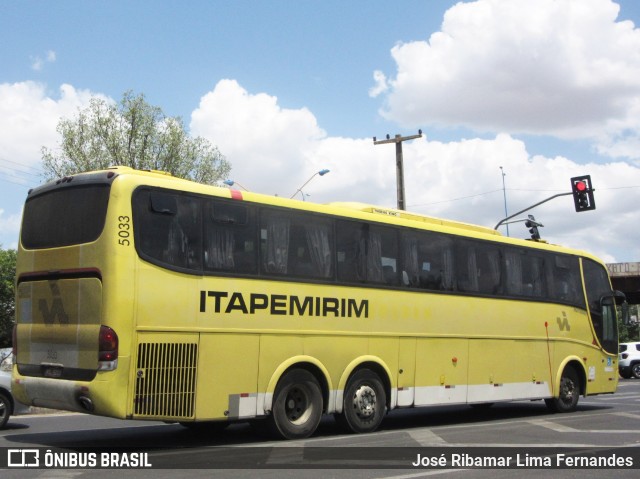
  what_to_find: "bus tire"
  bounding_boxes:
[338,369,386,434]
[0,391,11,429]
[268,369,323,440]
[545,366,580,413]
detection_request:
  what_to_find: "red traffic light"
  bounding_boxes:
[570,175,595,212]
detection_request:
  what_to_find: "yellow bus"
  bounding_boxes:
[12,167,621,439]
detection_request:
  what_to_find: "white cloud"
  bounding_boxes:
[0,208,22,249]
[0,82,100,170]
[30,50,57,71]
[368,70,388,98]
[375,0,640,159]
[191,80,640,262]
[190,79,327,196]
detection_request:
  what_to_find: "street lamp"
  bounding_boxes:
[289,169,330,200]
[223,179,250,191]
[499,166,509,237]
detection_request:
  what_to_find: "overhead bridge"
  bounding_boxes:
[608,262,640,304]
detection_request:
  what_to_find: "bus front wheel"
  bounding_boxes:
[269,369,323,440]
[545,366,580,413]
[337,369,387,434]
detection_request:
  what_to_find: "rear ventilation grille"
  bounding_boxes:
[134,342,197,418]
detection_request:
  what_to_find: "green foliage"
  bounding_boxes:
[618,304,639,343]
[42,91,231,185]
[0,248,16,348]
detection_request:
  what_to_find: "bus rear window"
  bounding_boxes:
[21,185,110,249]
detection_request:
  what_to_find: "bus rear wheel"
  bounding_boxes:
[337,369,386,434]
[268,369,323,440]
[545,366,580,413]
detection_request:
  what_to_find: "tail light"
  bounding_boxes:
[98,325,118,371]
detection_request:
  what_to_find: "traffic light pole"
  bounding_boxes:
[494,192,573,230]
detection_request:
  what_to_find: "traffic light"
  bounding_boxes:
[525,214,541,240]
[570,175,595,212]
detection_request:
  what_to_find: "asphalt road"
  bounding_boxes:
[1,378,639,479]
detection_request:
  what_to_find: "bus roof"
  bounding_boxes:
[327,202,502,237]
[45,167,600,262]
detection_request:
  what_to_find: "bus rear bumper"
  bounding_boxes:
[13,376,97,414]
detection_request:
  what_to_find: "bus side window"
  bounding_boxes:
[521,253,546,298]
[476,246,501,295]
[336,221,396,284]
[417,233,454,291]
[288,217,334,279]
[336,221,359,282]
[379,226,398,285]
[401,234,420,287]
[504,249,522,296]
[455,241,479,293]
[166,196,202,270]
[547,255,583,307]
[205,200,256,274]
[137,191,176,261]
[137,191,201,271]
[261,212,291,275]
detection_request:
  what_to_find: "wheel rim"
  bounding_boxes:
[559,376,577,406]
[284,386,313,425]
[632,364,640,376]
[351,384,377,419]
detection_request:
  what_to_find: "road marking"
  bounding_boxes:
[373,470,466,479]
[407,429,447,445]
[527,419,578,432]
[613,411,640,420]
[589,394,640,400]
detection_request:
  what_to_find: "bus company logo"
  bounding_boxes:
[38,283,69,324]
[38,298,69,324]
[7,449,40,467]
[556,312,570,331]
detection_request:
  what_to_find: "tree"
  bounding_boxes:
[0,248,16,348]
[42,91,231,184]
[618,304,639,343]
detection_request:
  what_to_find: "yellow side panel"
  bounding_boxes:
[467,339,549,402]
[414,338,468,405]
[258,335,368,393]
[195,333,260,420]
[397,338,416,406]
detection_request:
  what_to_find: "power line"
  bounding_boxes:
[0,158,44,176]
[408,189,503,208]
[408,184,640,210]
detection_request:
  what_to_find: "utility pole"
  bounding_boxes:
[373,130,422,210]
[499,166,509,237]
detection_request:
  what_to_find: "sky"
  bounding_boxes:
[1,0,640,263]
